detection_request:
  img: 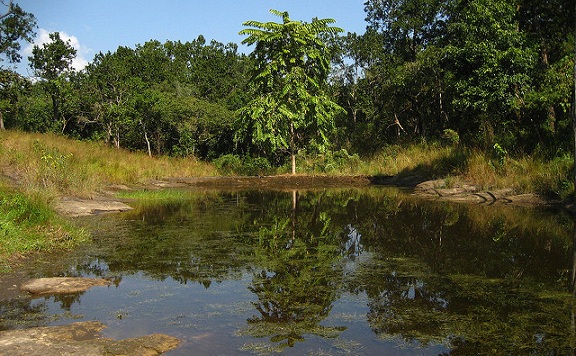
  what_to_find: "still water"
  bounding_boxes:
[2,187,576,354]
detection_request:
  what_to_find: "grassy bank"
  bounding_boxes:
[292,143,572,199]
[0,130,572,268]
[0,130,217,269]
[0,130,217,197]
[0,183,89,272]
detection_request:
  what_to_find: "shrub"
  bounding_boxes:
[442,129,460,146]
[213,154,272,176]
[213,154,243,175]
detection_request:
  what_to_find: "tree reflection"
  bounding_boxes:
[239,190,348,349]
[27,187,576,353]
[347,199,576,353]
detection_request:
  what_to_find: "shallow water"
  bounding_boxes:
[2,187,576,355]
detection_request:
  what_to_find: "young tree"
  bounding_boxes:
[28,31,76,133]
[237,9,344,174]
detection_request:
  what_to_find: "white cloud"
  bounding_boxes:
[25,28,91,72]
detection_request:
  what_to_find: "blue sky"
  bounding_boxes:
[14,1,368,75]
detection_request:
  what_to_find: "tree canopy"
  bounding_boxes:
[0,2,572,173]
[0,0,35,65]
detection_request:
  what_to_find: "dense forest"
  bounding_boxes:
[0,0,574,170]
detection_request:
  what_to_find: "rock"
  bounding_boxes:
[0,321,181,355]
[56,197,133,217]
[21,277,112,295]
[413,179,545,206]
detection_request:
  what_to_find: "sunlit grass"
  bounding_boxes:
[0,130,217,197]
[360,144,573,199]
[0,183,89,271]
[0,130,216,269]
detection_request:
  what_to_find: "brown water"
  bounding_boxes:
[1,187,575,355]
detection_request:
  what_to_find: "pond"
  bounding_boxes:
[1,187,576,355]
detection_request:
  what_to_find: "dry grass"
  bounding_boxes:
[1,130,571,198]
[359,144,467,177]
[363,144,573,199]
[0,130,217,197]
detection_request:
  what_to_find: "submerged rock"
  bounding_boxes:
[0,321,181,355]
[20,277,112,295]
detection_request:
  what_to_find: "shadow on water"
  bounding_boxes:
[1,186,576,354]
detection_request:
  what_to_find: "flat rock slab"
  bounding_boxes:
[56,197,133,217]
[413,179,545,206]
[0,321,181,355]
[21,277,111,295]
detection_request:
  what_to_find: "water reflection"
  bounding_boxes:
[238,190,347,348]
[1,187,575,354]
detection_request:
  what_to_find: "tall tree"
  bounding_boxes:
[0,69,28,129]
[358,0,450,143]
[443,0,535,148]
[83,47,137,148]
[0,0,36,64]
[29,32,76,133]
[0,0,35,130]
[237,9,344,174]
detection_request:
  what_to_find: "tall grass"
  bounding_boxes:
[0,130,217,269]
[0,130,217,197]
[363,143,573,199]
[359,144,468,178]
[463,150,573,199]
[0,182,89,271]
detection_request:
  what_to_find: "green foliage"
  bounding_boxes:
[214,154,272,176]
[213,154,243,175]
[17,89,56,132]
[237,10,345,173]
[0,184,88,270]
[75,38,246,156]
[491,143,508,171]
[343,0,574,155]
[442,129,460,146]
[28,32,77,133]
[299,148,362,174]
[0,1,36,64]
[29,32,77,81]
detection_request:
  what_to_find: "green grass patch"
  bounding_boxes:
[0,185,89,272]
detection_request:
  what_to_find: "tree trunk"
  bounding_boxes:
[290,121,296,175]
[141,120,152,158]
[573,0,576,191]
[51,93,60,132]
[114,125,120,149]
[0,111,5,130]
